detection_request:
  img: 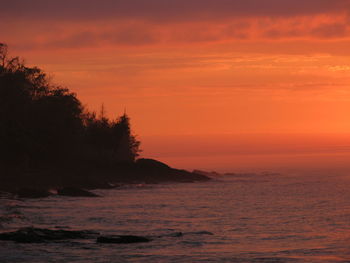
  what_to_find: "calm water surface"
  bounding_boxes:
[2,171,350,262]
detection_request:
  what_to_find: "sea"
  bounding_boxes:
[2,170,350,262]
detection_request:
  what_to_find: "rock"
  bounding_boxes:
[169,232,183,237]
[159,232,183,238]
[193,170,221,178]
[17,188,52,198]
[136,158,170,169]
[188,231,214,235]
[134,158,211,183]
[97,235,151,244]
[158,231,212,238]
[87,182,117,190]
[57,187,99,197]
[0,227,98,243]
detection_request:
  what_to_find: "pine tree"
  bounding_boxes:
[112,113,140,162]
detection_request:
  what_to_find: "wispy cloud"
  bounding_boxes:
[1,0,349,22]
[3,16,350,51]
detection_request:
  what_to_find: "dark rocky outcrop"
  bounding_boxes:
[136,158,171,169]
[97,235,152,244]
[0,227,98,243]
[158,231,213,238]
[187,231,214,235]
[86,182,118,190]
[168,232,183,237]
[193,169,221,178]
[0,227,212,244]
[0,160,210,196]
[130,158,211,183]
[57,187,99,197]
[17,188,52,199]
[159,232,183,238]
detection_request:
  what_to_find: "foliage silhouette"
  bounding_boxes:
[0,43,140,172]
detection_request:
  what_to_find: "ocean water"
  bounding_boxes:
[2,171,350,262]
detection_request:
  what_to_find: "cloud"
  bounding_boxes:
[102,27,158,46]
[7,17,350,50]
[311,23,349,38]
[0,0,349,23]
[42,25,158,49]
[2,1,350,51]
[47,31,99,48]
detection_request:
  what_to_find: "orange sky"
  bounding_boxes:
[2,0,350,171]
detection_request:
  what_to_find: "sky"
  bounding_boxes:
[2,0,350,171]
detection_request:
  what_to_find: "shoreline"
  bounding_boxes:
[0,158,210,197]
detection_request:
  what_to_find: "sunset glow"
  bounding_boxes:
[2,0,350,170]
[4,2,350,262]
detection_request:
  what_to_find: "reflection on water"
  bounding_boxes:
[2,171,350,262]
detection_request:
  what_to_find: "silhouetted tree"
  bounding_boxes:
[0,43,7,68]
[0,45,84,168]
[112,113,140,162]
[0,43,140,172]
[83,105,140,163]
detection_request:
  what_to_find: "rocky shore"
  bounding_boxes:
[0,158,210,198]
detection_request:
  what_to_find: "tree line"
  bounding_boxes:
[0,43,140,172]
